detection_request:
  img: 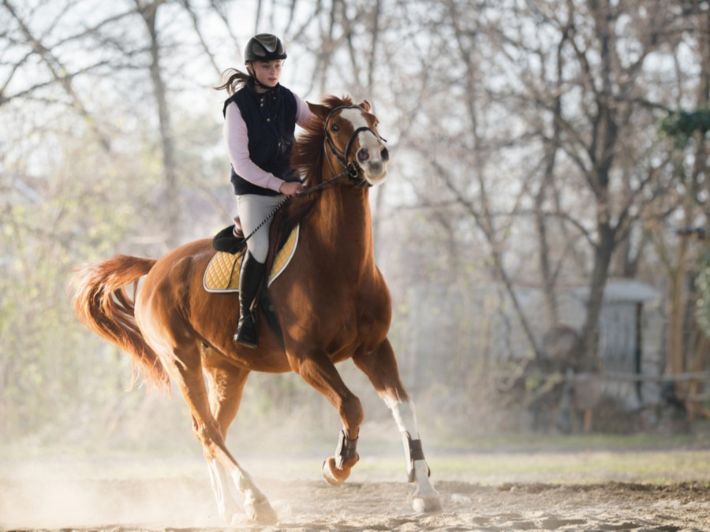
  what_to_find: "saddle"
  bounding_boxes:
[203,216,299,293]
[211,217,247,254]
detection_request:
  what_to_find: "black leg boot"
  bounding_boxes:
[234,251,267,348]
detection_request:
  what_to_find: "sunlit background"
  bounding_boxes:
[1,0,709,529]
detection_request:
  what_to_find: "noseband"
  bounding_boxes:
[323,105,386,188]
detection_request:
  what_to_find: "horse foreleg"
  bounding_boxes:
[204,359,250,523]
[290,352,363,485]
[173,347,276,525]
[353,339,442,513]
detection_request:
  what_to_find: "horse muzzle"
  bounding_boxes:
[356,146,388,185]
[363,160,387,185]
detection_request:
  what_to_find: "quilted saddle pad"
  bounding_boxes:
[203,225,299,293]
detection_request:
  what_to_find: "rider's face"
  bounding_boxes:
[249,60,283,88]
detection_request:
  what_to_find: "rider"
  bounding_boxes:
[217,33,313,348]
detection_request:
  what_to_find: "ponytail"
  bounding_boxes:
[214,67,253,95]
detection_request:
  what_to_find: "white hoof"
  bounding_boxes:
[322,458,345,486]
[412,494,442,513]
[244,496,278,525]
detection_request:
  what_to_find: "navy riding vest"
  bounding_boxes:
[223,83,300,196]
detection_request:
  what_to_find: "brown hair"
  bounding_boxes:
[214,67,254,95]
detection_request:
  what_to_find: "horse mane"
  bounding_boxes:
[267,96,354,271]
[291,94,353,186]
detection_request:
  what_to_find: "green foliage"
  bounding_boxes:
[660,109,710,148]
[0,118,166,444]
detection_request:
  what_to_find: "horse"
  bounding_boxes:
[72,95,441,524]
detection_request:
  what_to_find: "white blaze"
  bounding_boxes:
[340,107,386,180]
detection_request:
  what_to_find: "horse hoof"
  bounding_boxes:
[322,457,350,486]
[245,497,278,525]
[412,494,442,513]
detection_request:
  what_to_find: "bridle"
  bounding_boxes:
[319,105,387,190]
[240,105,387,243]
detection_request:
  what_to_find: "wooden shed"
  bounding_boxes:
[571,279,663,408]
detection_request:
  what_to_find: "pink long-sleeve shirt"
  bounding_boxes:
[224,92,314,193]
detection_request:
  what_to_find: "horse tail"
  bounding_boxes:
[71,255,169,389]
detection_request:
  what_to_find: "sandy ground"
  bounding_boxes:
[1,453,709,531]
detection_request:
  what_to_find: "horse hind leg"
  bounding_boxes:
[289,352,363,486]
[203,356,250,524]
[172,343,276,525]
[353,339,442,513]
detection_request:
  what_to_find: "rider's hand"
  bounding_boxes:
[279,181,304,196]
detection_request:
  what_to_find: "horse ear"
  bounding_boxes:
[308,102,329,120]
[359,100,372,112]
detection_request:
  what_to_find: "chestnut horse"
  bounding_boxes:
[72,96,440,524]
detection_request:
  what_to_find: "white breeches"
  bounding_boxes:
[236,193,285,263]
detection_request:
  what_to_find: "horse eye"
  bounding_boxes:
[332,123,339,132]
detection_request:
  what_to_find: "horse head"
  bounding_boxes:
[304,97,389,187]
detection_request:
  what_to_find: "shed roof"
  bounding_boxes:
[572,278,660,303]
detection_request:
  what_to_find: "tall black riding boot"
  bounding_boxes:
[234,251,267,348]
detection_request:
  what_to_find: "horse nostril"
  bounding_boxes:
[380,147,389,161]
[357,148,369,162]
[368,161,383,175]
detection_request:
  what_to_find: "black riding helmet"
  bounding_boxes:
[244,33,287,63]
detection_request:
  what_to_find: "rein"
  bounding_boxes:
[239,166,352,247]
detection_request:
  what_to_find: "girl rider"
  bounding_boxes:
[217,33,314,348]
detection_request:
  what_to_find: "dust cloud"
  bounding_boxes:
[0,458,215,529]
[2,375,708,530]
[2,449,710,530]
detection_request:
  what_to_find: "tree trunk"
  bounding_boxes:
[577,223,614,370]
[698,6,709,238]
[139,1,179,247]
[667,224,691,378]
[535,184,559,328]
[574,0,620,370]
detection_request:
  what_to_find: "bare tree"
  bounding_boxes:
[483,0,684,367]
[133,0,179,246]
[180,0,222,77]
[1,0,113,151]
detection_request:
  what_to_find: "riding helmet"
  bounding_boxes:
[244,34,287,62]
